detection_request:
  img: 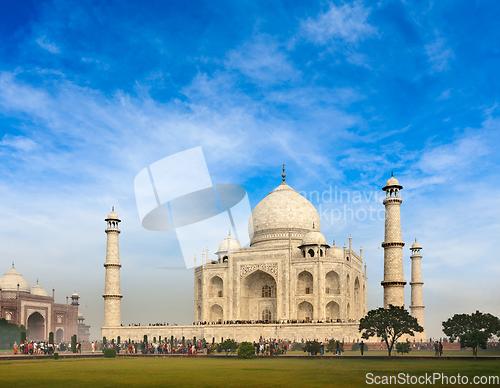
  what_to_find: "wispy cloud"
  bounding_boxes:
[425,35,454,72]
[300,2,377,45]
[224,35,300,85]
[0,134,37,152]
[36,35,61,54]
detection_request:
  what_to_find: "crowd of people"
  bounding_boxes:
[195,318,354,325]
[12,340,81,355]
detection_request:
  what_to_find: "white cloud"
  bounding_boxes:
[0,134,37,152]
[36,35,61,54]
[300,2,377,45]
[425,36,455,72]
[225,35,300,85]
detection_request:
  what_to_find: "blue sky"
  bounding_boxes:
[0,0,499,340]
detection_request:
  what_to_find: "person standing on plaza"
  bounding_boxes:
[360,341,365,356]
[438,341,443,356]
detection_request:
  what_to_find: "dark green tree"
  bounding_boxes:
[303,340,321,355]
[217,339,238,356]
[395,342,411,354]
[237,342,255,359]
[326,339,336,353]
[359,305,423,356]
[0,319,27,348]
[71,335,77,353]
[442,311,500,358]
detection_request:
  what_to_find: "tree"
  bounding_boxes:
[217,339,238,356]
[395,342,411,354]
[303,340,321,355]
[442,311,500,358]
[0,319,27,348]
[237,342,255,359]
[359,305,423,356]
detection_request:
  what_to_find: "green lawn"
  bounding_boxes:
[0,357,499,387]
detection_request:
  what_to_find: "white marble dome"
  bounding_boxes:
[411,240,422,249]
[384,176,400,187]
[31,282,49,297]
[248,181,321,241]
[106,210,120,220]
[301,229,327,246]
[0,266,31,293]
[216,232,241,255]
[327,244,344,260]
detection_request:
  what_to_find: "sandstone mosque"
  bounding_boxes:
[101,170,426,342]
[0,265,91,342]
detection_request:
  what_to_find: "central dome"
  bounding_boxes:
[249,181,320,246]
[0,266,31,293]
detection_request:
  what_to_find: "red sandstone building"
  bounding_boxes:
[0,263,86,342]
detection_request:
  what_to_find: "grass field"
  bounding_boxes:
[0,357,499,387]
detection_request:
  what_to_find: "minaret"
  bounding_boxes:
[381,173,406,308]
[102,207,123,327]
[410,240,426,340]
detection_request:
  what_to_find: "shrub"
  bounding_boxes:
[104,348,117,358]
[53,352,59,360]
[291,342,304,351]
[303,341,321,355]
[237,342,255,359]
[396,342,411,354]
[351,343,369,352]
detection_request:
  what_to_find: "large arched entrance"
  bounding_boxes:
[56,328,64,343]
[28,312,45,341]
[241,270,277,321]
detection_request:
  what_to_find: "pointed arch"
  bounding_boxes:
[297,271,313,295]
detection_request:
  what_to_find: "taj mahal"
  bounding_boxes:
[101,170,426,343]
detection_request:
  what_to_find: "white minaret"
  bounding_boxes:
[410,239,426,341]
[102,207,122,327]
[381,173,406,308]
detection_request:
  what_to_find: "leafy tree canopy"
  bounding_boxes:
[303,340,321,355]
[358,305,423,356]
[442,311,500,357]
[0,319,27,348]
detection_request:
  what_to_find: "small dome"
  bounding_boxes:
[327,244,344,260]
[72,292,79,297]
[411,240,422,249]
[31,282,49,297]
[106,210,120,221]
[216,232,241,255]
[0,266,31,293]
[385,176,400,187]
[301,228,327,246]
[78,312,83,318]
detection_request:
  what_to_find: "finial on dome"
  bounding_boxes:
[12,262,14,268]
[228,230,231,236]
[391,171,394,177]
[282,163,286,182]
[415,238,417,242]
[312,221,315,229]
[112,206,115,212]
[37,279,39,284]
